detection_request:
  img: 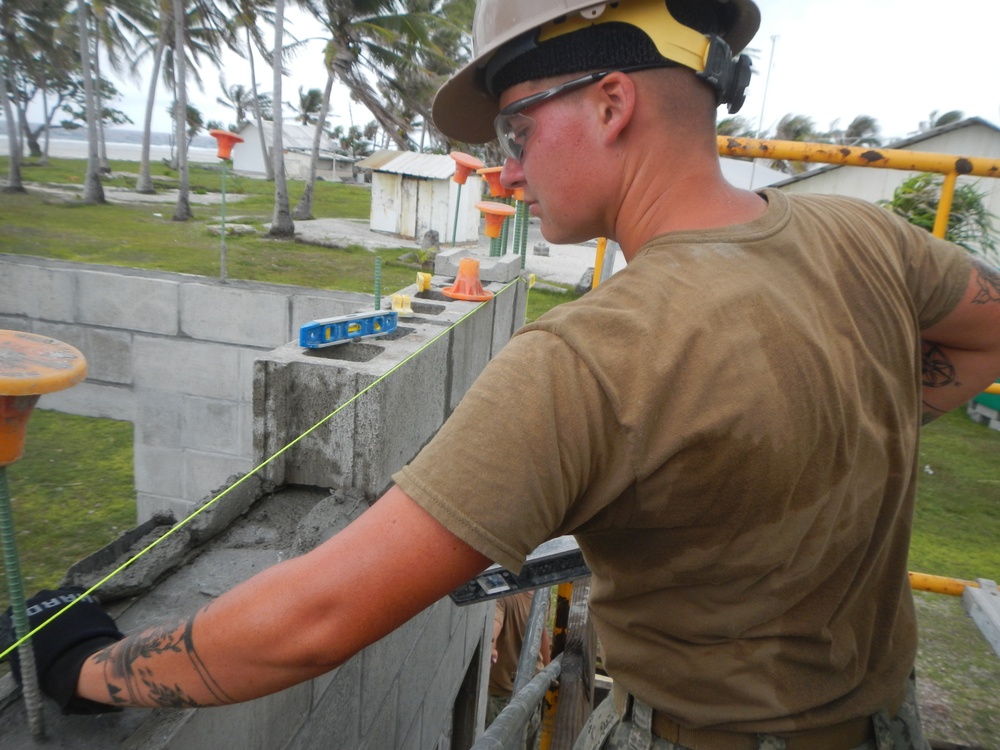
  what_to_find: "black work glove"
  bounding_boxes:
[1,587,125,714]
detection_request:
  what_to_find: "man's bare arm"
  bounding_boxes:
[75,485,490,708]
[921,259,1000,424]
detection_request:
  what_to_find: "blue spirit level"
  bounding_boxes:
[299,311,398,349]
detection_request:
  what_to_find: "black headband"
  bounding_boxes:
[484,23,674,98]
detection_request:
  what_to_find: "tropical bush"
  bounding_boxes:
[879,173,999,265]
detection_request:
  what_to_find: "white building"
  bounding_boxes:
[772,117,1000,228]
[357,151,484,243]
[231,121,353,181]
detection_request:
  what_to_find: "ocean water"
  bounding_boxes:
[4,123,215,149]
[0,122,220,162]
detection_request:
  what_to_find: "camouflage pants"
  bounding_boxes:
[487,694,543,750]
[573,677,930,750]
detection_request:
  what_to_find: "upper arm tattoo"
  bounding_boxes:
[94,606,235,708]
[971,258,1000,305]
[921,341,957,424]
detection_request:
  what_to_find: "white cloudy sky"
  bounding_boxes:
[113,0,998,144]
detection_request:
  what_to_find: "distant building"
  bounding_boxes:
[772,117,1000,222]
[356,150,484,243]
[231,121,354,181]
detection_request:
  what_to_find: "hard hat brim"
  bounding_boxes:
[432,0,760,145]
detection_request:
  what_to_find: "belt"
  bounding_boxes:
[611,683,907,750]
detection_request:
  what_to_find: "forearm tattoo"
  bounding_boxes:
[971,258,1000,305]
[94,606,234,708]
[921,341,956,425]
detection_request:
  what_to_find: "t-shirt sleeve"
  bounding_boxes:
[393,329,633,573]
[890,211,972,329]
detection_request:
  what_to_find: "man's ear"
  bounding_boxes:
[592,72,636,145]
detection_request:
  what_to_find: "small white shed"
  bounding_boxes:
[358,151,484,243]
[232,121,350,181]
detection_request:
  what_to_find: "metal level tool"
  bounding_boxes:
[449,536,590,605]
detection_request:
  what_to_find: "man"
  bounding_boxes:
[487,591,551,748]
[8,1,1000,748]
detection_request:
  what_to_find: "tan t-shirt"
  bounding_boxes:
[489,591,544,696]
[394,190,971,732]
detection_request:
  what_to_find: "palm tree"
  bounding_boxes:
[268,0,294,236]
[291,85,324,125]
[134,0,226,194]
[825,115,881,148]
[171,0,191,220]
[76,0,106,203]
[306,0,451,152]
[920,109,964,132]
[219,0,276,179]
[293,70,333,219]
[768,113,819,174]
[90,0,156,172]
[217,77,270,128]
[841,114,881,147]
[716,116,755,138]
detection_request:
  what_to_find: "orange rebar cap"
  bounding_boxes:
[0,330,87,466]
[209,129,244,159]
[442,258,493,302]
[450,151,485,185]
[475,201,516,238]
[477,166,511,198]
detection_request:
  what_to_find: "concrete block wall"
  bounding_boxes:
[0,253,530,749]
[255,279,529,496]
[0,254,374,523]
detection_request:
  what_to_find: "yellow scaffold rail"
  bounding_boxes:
[717,136,1000,239]
[909,571,981,596]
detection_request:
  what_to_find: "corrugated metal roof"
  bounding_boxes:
[356,149,406,170]
[372,151,460,180]
[237,121,334,152]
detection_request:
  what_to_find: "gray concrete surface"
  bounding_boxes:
[293,216,624,288]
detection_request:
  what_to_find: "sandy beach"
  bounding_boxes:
[0,136,218,163]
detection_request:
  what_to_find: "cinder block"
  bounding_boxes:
[77,268,180,335]
[361,682,399,750]
[290,658,363,749]
[40,381,136,422]
[490,277,528,356]
[137,492,195,525]
[434,248,522,282]
[183,396,242,453]
[135,444,185,499]
[144,685,313,750]
[183,451,255,506]
[446,297,497,413]
[0,261,76,321]
[420,629,470,749]
[181,282,290,348]
[133,336,243,399]
[398,712,424,750]
[0,314,29,331]
[135,390,186,447]
[359,610,428,733]
[84,327,134,384]
[396,600,453,740]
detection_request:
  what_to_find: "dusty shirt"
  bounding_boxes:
[394,190,971,733]
[489,592,543,696]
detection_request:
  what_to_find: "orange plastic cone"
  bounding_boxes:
[0,330,87,466]
[475,201,516,238]
[450,151,485,185]
[209,129,244,159]
[442,258,493,301]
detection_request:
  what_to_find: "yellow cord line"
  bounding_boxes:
[0,277,526,662]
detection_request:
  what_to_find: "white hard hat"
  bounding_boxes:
[433,0,761,143]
